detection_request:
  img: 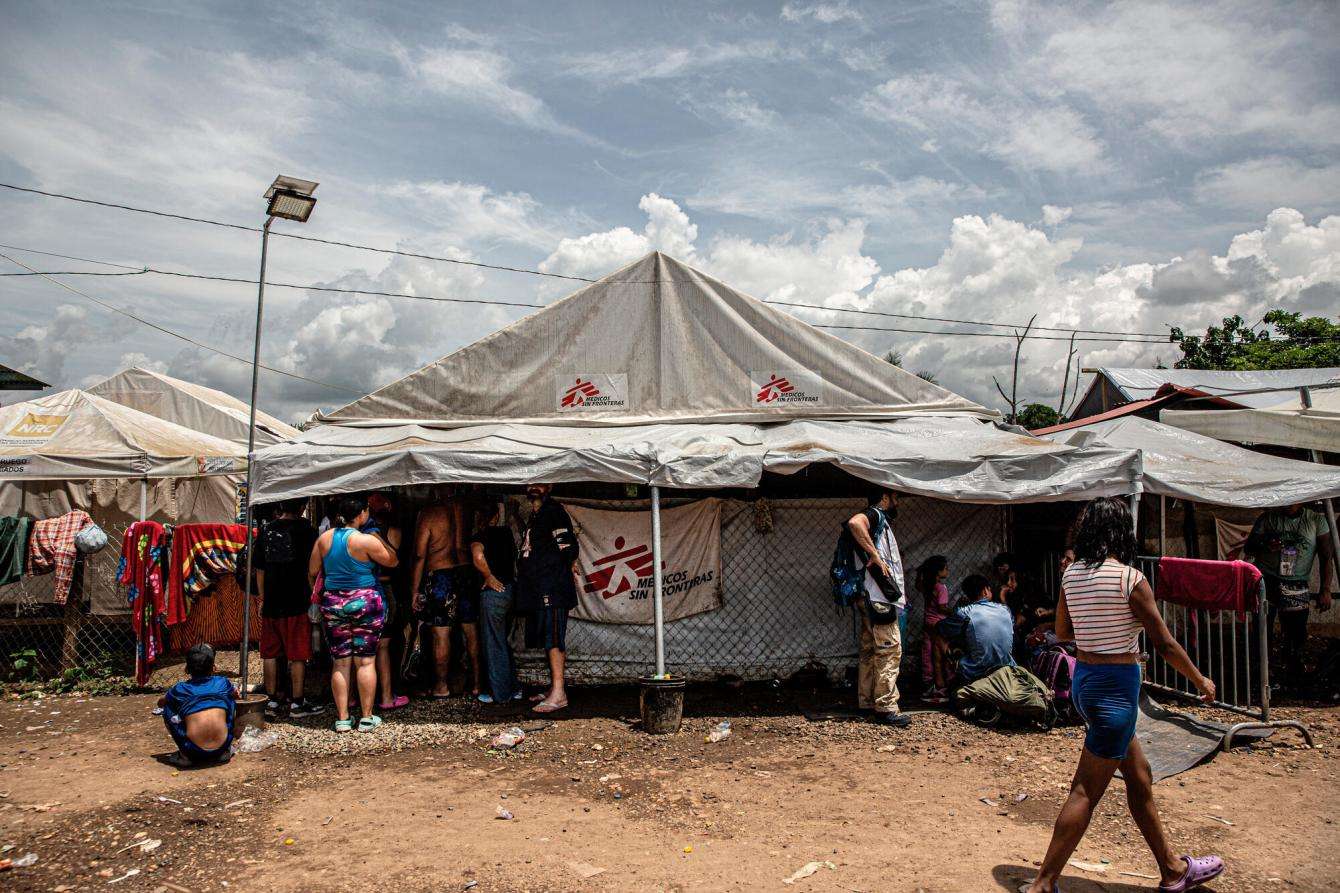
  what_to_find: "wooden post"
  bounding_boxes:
[58,555,85,671]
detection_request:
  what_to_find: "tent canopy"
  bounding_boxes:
[1083,367,1340,409]
[88,367,299,447]
[251,416,1142,505]
[1042,415,1340,508]
[1161,386,1340,455]
[321,252,992,427]
[0,389,245,480]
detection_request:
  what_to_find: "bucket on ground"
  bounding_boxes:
[233,695,268,735]
[639,675,686,734]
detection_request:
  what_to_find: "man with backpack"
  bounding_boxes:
[255,499,322,717]
[842,488,910,728]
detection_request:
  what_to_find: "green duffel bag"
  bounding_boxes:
[954,664,1054,728]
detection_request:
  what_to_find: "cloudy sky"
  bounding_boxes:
[2,0,1338,422]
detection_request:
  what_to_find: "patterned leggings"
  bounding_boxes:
[320,587,386,659]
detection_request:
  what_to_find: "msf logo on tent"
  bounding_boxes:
[755,374,795,404]
[561,378,601,408]
[583,536,657,600]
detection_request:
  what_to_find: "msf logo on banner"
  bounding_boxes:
[752,370,822,405]
[583,536,657,600]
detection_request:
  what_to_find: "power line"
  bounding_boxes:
[0,269,149,278]
[0,182,591,282]
[0,237,1189,343]
[0,185,1197,339]
[812,323,1167,344]
[0,253,362,395]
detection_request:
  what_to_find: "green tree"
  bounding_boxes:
[1171,311,1340,370]
[1017,403,1060,430]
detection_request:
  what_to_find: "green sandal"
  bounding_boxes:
[357,715,383,733]
[334,718,353,733]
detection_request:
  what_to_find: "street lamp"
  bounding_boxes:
[239,175,318,696]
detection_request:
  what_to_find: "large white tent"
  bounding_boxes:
[1161,386,1340,456]
[88,366,298,447]
[252,253,1149,683]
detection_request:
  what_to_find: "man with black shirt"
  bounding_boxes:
[470,501,520,704]
[515,484,579,713]
[255,500,322,717]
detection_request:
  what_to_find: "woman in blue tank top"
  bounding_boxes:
[309,495,399,733]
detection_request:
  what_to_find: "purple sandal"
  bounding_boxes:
[1159,854,1224,891]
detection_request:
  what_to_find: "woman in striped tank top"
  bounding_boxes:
[1025,498,1224,893]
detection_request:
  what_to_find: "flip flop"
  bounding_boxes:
[529,693,546,702]
[357,715,384,733]
[1159,854,1224,892]
[378,695,410,711]
[334,719,353,733]
[532,699,568,714]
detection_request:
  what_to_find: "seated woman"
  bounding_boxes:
[158,643,237,768]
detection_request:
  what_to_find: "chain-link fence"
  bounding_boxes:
[518,495,1007,686]
[0,520,135,680]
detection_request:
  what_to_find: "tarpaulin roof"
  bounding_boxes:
[87,367,299,447]
[0,389,245,480]
[251,416,1142,504]
[1041,415,1340,507]
[320,252,991,427]
[1161,386,1340,455]
[1089,367,1340,409]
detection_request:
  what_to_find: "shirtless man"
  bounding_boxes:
[412,490,482,698]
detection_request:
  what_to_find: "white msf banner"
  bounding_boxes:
[568,498,723,625]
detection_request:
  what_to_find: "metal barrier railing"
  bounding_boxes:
[1136,556,1311,749]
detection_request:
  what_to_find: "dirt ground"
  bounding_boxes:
[1,680,1336,893]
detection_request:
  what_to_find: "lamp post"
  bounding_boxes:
[238,176,318,694]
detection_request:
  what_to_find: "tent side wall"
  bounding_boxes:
[518,495,1006,685]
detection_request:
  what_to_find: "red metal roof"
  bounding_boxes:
[1031,385,1241,435]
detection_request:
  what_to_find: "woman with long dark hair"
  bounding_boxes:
[308,494,399,733]
[1025,497,1223,893]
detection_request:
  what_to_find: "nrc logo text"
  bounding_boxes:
[5,413,66,438]
[583,536,657,599]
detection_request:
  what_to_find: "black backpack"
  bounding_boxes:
[261,521,296,566]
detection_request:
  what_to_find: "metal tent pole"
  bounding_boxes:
[650,484,666,677]
[1128,492,1141,539]
[139,478,148,522]
[1158,494,1166,556]
[238,215,274,695]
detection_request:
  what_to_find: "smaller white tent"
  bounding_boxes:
[87,367,299,447]
[1041,415,1340,507]
[0,389,244,480]
[1161,386,1340,455]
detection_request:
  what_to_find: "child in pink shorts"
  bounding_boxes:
[916,556,951,703]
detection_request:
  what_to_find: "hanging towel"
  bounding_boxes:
[0,517,31,586]
[169,523,250,608]
[118,521,175,685]
[28,510,93,604]
[1157,557,1263,613]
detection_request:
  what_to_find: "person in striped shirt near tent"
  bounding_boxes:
[1025,497,1224,893]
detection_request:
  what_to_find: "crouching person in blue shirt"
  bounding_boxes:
[936,574,1016,687]
[158,644,238,768]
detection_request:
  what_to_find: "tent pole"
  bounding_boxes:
[651,484,666,677]
[1301,389,1340,585]
[239,215,274,696]
[1158,494,1166,557]
[139,478,147,522]
[1128,492,1141,541]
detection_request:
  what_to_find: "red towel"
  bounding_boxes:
[168,523,249,610]
[119,521,174,684]
[28,510,93,605]
[1157,557,1262,613]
